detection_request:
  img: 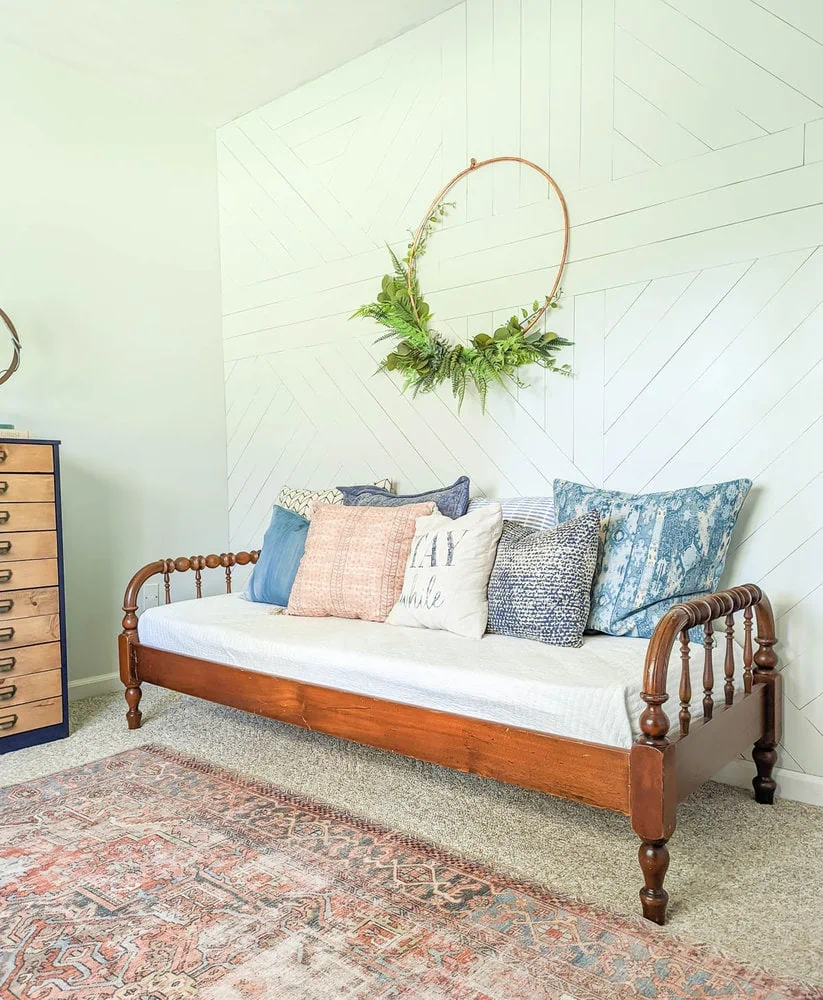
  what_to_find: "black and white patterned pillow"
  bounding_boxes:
[487,511,601,647]
[278,479,393,520]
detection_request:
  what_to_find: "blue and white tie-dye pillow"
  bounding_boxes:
[553,478,752,638]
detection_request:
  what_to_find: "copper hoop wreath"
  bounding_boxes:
[0,308,21,387]
[405,156,570,336]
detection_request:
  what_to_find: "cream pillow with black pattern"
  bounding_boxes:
[278,479,393,520]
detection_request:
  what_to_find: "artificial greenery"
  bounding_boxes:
[351,202,572,410]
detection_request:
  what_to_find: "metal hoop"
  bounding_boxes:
[406,156,570,336]
[0,309,21,388]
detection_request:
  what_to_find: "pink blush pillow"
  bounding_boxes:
[287,501,436,622]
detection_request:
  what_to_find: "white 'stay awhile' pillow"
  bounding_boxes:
[386,503,503,639]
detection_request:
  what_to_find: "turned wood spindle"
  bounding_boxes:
[702,621,714,722]
[163,570,171,605]
[195,566,202,599]
[724,613,735,705]
[743,606,753,694]
[225,566,232,593]
[678,629,691,736]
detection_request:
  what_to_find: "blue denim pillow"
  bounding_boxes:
[553,478,752,637]
[338,476,470,519]
[244,505,309,606]
[487,512,601,647]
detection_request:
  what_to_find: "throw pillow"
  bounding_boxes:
[338,476,470,519]
[386,504,503,639]
[553,478,752,638]
[244,505,308,607]
[487,512,601,648]
[287,501,435,622]
[278,478,393,520]
[468,495,556,531]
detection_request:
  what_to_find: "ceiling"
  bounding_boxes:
[0,0,462,126]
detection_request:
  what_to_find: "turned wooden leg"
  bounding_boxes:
[752,743,777,804]
[125,685,142,730]
[638,839,669,925]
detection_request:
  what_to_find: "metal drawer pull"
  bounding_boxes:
[0,685,16,702]
[0,713,17,731]
[0,627,15,642]
[0,483,7,495]
[0,449,6,464]
[0,657,16,673]
[0,512,9,525]
[0,599,14,614]
[0,542,10,555]
[0,569,12,584]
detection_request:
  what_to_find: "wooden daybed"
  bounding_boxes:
[119,550,780,926]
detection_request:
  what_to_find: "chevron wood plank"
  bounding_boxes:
[616,0,821,129]
[217,0,823,786]
[519,0,552,206]
[614,27,765,150]
[666,0,823,108]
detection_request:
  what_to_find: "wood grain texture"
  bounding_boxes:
[0,444,53,474]
[0,441,69,755]
[0,474,55,503]
[0,696,62,739]
[0,588,59,621]
[0,614,60,650]
[0,668,61,710]
[0,504,56,533]
[0,531,57,562]
[674,688,766,801]
[0,642,61,679]
[136,643,632,813]
[0,559,58,591]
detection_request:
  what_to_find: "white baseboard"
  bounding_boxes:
[68,670,121,702]
[714,759,823,807]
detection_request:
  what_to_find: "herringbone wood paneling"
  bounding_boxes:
[218,0,823,783]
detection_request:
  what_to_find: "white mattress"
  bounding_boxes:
[138,594,673,749]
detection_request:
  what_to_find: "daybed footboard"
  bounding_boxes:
[119,551,259,729]
[632,584,780,923]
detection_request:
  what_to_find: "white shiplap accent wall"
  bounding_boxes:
[218,0,823,792]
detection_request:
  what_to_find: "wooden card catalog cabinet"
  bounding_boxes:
[0,440,68,753]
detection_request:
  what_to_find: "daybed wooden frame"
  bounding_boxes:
[119,551,780,926]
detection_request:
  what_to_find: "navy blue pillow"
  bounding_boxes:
[337,476,470,519]
[245,505,309,606]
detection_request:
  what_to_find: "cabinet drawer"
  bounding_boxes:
[0,668,61,709]
[0,503,56,532]
[0,588,59,620]
[0,559,58,591]
[0,474,55,503]
[0,642,61,678]
[0,531,57,562]
[0,444,54,474]
[0,696,62,740]
[0,615,60,649]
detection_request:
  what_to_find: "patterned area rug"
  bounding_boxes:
[0,746,819,999]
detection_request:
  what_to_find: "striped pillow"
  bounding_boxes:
[468,496,556,531]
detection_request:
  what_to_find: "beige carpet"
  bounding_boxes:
[2,689,821,986]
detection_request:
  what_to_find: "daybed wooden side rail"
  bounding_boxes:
[119,551,259,728]
[119,558,779,928]
[632,583,780,923]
